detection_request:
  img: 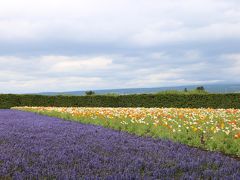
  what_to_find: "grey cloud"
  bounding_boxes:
[1,0,240,93]
[1,51,240,93]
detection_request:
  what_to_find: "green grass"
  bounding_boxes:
[155,89,209,95]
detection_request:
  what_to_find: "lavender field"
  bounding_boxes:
[0,110,240,179]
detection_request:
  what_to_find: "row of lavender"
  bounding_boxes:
[0,110,239,179]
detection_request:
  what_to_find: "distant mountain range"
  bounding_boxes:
[37,84,240,96]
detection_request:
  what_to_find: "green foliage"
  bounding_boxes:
[85,90,95,96]
[1,93,240,109]
[196,86,205,91]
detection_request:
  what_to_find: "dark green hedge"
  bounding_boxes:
[0,94,240,109]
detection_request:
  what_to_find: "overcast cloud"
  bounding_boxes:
[1,0,240,93]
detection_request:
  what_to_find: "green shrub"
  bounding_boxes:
[1,93,240,109]
[85,90,95,95]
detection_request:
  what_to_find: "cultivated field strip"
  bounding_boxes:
[1,110,240,178]
[13,107,240,157]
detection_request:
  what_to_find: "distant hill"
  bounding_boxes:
[36,84,240,96]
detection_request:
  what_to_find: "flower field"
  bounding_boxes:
[13,107,240,157]
[1,109,240,178]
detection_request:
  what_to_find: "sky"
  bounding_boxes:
[1,0,240,93]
